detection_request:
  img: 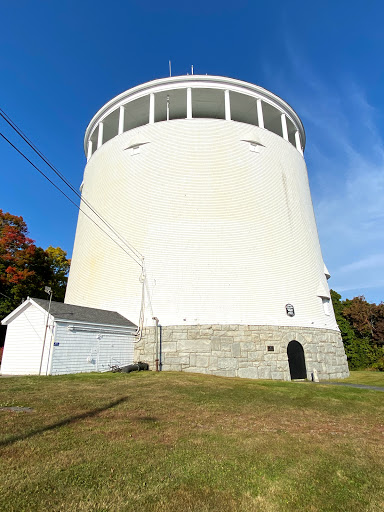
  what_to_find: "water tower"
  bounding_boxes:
[65,75,349,380]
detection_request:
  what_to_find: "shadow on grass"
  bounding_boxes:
[0,396,128,448]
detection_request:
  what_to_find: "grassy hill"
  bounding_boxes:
[1,371,383,511]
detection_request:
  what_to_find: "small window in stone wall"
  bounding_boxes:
[322,298,331,315]
[131,145,140,156]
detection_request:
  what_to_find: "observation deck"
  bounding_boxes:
[85,75,306,160]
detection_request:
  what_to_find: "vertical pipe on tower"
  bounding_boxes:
[118,106,125,135]
[187,88,192,119]
[224,90,231,120]
[257,99,264,128]
[281,113,289,141]
[97,122,104,149]
[149,93,155,124]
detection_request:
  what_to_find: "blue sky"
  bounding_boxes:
[1,0,383,303]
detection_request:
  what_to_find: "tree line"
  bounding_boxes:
[0,208,383,370]
[331,290,384,371]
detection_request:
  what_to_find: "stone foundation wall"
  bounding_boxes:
[134,324,349,381]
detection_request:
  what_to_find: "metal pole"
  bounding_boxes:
[39,288,53,375]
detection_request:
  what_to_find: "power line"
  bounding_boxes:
[0,131,143,267]
[0,108,144,263]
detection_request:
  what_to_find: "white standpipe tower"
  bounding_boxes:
[65,75,349,381]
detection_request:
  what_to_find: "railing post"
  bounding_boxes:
[257,99,264,128]
[87,140,93,161]
[225,90,231,121]
[295,131,303,155]
[149,93,155,124]
[281,113,289,141]
[97,122,104,149]
[187,88,192,119]
[118,106,125,135]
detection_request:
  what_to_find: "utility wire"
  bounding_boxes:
[0,108,144,263]
[0,131,143,267]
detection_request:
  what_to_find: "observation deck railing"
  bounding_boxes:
[86,81,304,160]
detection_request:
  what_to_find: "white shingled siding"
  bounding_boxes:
[50,322,135,375]
[1,303,52,375]
[66,118,337,331]
[1,301,135,376]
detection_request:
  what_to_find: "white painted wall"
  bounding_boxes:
[1,303,52,375]
[66,118,337,331]
[1,301,135,375]
[50,322,135,375]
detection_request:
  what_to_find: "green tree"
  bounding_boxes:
[331,289,384,370]
[45,246,71,301]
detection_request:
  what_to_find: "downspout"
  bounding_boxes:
[159,324,162,371]
[153,317,159,371]
[46,323,57,375]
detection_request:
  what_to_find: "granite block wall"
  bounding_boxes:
[134,324,349,380]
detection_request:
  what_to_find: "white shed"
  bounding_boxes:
[1,298,137,375]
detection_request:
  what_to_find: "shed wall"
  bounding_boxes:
[51,322,135,375]
[1,305,52,375]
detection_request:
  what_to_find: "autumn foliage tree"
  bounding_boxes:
[0,209,70,320]
[331,290,384,371]
[342,296,384,347]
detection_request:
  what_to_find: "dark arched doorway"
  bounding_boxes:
[287,340,307,380]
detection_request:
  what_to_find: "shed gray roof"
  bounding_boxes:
[32,298,137,328]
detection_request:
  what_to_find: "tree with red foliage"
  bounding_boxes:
[331,290,384,370]
[0,210,35,286]
[0,209,70,320]
[343,296,384,347]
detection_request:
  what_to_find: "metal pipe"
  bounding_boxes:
[153,316,159,371]
[39,289,53,375]
[159,324,162,371]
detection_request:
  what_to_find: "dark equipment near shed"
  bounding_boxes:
[121,361,149,373]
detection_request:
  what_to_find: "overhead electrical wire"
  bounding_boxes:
[0,108,144,265]
[0,108,154,335]
[0,130,143,268]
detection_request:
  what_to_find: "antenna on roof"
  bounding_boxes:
[191,65,194,75]
[169,60,172,77]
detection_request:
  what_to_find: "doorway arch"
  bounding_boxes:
[287,340,307,380]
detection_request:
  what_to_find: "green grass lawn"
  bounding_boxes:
[334,370,384,387]
[1,371,383,512]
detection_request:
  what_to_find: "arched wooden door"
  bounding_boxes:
[287,340,307,380]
